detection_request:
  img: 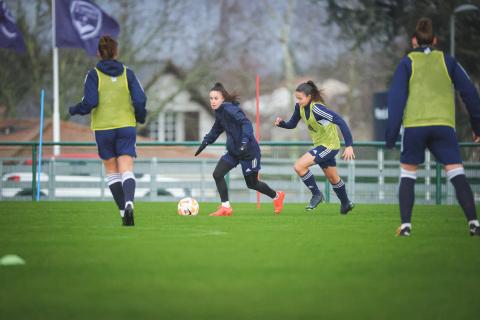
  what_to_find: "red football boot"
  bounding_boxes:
[273,191,285,215]
[209,206,233,216]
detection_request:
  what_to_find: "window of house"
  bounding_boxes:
[147,120,158,140]
[164,112,176,141]
[184,112,199,141]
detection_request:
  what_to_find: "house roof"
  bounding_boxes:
[0,119,216,159]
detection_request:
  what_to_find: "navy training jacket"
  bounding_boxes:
[202,102,258,157]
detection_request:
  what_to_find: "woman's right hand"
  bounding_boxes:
[342,146,356,161]
[274,117,283,127]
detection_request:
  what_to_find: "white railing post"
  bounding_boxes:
[348,160,356,202]
[425,151,431,202]
[200,159,206,202]
[150,157,157,202]
[297,172,305,203]
[446,173,454,205]
[48,160,54,200]
[100,162,105,200]
[377,148,385,201]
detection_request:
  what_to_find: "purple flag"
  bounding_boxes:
[0,1,26,53]
[55,0,119,56]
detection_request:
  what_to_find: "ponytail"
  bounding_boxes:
[414,17,434,46]
[210,82,239,104]
[98,35,118,60]
[296,80,325,103]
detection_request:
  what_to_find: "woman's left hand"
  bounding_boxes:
[342,146,355,161]
[473,131,480,143]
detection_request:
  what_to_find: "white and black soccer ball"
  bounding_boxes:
[177,197,199,216]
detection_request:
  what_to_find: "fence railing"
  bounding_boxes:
[0,141,479,204]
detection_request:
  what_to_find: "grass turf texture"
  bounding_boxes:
[0,201,479,320]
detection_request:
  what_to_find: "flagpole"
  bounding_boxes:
[52,0,60,156]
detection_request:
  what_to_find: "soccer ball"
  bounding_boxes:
[177,197,200,216]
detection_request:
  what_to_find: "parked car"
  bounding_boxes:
[1,172,187,199]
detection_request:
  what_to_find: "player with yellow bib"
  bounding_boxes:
[386,18,480,237]
[69,36,147,226]
[275,80,355,213]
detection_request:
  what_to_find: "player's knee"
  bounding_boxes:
[327,175,338,184]
[212,170,224,181]
[245,175,258,190]
[247,181,259,190]
[293,163,304,175]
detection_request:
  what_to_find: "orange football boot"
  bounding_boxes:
[209,206,233,216]
[273,191,285,215]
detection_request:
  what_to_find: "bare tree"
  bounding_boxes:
[0,0,51,118]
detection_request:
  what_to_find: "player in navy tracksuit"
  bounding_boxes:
[386,18,480,236]
[195,82,285,216]
[69,36,147,226]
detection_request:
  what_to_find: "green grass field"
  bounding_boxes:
[0,201,479,320]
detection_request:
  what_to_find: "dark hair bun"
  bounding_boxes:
[306,80,318,90]
[417,18,432,33]
[296,80,325,102]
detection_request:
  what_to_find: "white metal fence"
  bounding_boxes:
[1,141,479,204]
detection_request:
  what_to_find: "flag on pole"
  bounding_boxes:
[55,0,119,56]
[0,1,26,53]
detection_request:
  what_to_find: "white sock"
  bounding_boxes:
[401,223,412,230]
[121,171,136,183]
[222,201,230,208]
[446,167,465,181]
[125,201,134,209]
[468,220,479,227]
[120,210,125,218]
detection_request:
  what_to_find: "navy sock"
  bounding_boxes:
[449,172,478,221]
[107,173,125,211]
[122,171,136,207]
[332,179,349,204]
[399,177,415,224]
[301,170,320,195]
